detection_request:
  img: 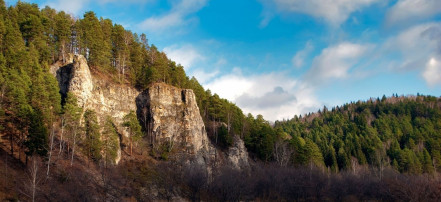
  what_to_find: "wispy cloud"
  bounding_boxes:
[382,22,441,86]
[191,69,219,84]
[259,0,381,27]
[385,0,441,27]
[41,0,151,16]
[44,0,89,15]
[138,0,207,32]
[205,69,320,121]
[304,42,373,85]
[423,57,441,86]
[292,41,314,68]
[236,86,296,109]
[163,44,205,70]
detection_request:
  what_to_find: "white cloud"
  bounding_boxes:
[215,58,227,66]
[236,87,296,109]
[139,13,184,31]
[305,42,372,85]
[163,44,204,70]
[292,41,314,68]
[423,57,441,86]
[42,0,151,16]
[97,0,152,4]
[138,0,207,32]
[190,69,219,84]
[187,57,225,84]
[44,0,89,15]
[386,0,441,26]
[204,70,320,121]
[204,69,254,101]
[259,0,381,27]
[383,22,441,73]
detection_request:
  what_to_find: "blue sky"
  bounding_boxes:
[6,0,441,121]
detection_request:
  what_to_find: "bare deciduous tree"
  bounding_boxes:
[273,138,293,167]
[21,156,43,202]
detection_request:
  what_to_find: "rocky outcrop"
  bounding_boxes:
[51,54,139,164]
[227,135,250,170]
[136,83,215,165]
[51,54,249,168]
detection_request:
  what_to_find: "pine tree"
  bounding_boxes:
[63,92,82,165]
[79,11,109,69]
[83,109,102,162]
[102,116,119,166]
[305,139,324,167]
[25,109,48,158]
[123,111,143,155]
[337,147,349,170]
[112,24,128,79]
[422,149,434,173]
[128,33,144,86]
[325,145,338,172]
[0,6,5,51]
[54,11,72,62]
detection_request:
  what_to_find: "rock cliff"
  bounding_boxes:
[51,54,139,163]
[136,83,215,165]
[227,135,250,169]
[50,54,249,168]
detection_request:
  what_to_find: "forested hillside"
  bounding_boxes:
[0,1,270,160]
[274,95,441,174]
[1,1,441,201]
[1,1,441,173]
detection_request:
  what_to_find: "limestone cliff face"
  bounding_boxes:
[51,54,139,164]
[227,135,250,170]
[136,83,214,165]
[51,54,249,168]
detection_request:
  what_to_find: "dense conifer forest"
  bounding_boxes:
[1,1,441,201]
[1,0,441,174]
[274,95,441,173]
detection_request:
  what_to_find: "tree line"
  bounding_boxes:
[1,1,441,176]
[0,1,270,165]
[273,95,441,174]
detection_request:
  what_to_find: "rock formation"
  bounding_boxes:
[50,54,249,168]
[51,54,139,164]
[227,135,250,169]
[136,83,216,165]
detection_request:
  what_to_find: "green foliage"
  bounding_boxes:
[217,124,232,148]
[123,111,143,141]
[275,96,441,173]
[78,11,110,69]
[63,93,82,123]
[243,114,276,161]
[83,109,102,161]
[123,110,143,155]
[24,109,48,157]
[2,2,441,176]
[102,116,119,165]
[0,1,253,166]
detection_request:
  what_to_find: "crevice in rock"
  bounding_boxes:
[181,90,186,103]
[56,63,74,105]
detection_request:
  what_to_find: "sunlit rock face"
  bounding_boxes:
[136,83,215,165]
[51,54,139,164]
[51,54,250,168]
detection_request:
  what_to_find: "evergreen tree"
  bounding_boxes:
[123,111,143,155]
[325,145,338,172]
[24,109,48,157]
[83,109,102,162]
[79,11,109,69]
[54,11,72,62]
[102,116,119,166]
[63,93,82,165]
